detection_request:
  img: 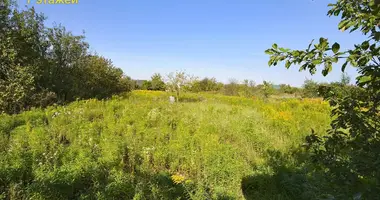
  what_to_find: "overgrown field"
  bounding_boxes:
[0,91,331,199]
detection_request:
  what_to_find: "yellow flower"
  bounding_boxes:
[360,107,369,112]
[276,111,292,121]
[171,174,185,184]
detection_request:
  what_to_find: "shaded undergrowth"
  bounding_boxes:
[241,148,363,200]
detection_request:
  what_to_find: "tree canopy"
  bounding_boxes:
[0,0,133,114]
[266,0,380,198]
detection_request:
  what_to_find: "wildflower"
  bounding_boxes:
[171,174,185,184]
[360,107,369,112]
[52,112,60,118]
[278,111,292,121]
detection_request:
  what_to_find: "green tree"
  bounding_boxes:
[262,81,275,98]
[238,79,255,97]
[279,84,299,95]
[223,79,240,96]
[340,72,351,85]
[0,0,132,114]
[45,25,89,101]
[191,77,223,92]
[302,79,320,98]
[74,55,132,99]
[0,0,51,113]
[150,73,166,91]
[141,80,152,90]
[266,0,380,198]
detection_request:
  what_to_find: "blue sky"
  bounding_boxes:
[18,0,366,86]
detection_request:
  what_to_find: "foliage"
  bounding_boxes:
[151,73,166,91]
[279,84,300,95]
[302,79,320,98]
[262,81,275,98]
[340,72,351,85]
[166,71,195,101]
[191,77,223,93]
[0,90,330,199]
[222,79,260,98]
[266,0,380,198]
[141,80,152,90]
[0,0,133,114]
[238,80,256,97]
[142,73,166,91]
[222,79,241,96]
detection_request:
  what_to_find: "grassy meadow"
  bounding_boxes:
[0,91,331,199]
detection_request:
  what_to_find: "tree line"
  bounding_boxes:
[0,0,365,115]
[136,71,359,100]
[0,0,134,114]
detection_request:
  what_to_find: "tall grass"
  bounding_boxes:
[0,90,330,199]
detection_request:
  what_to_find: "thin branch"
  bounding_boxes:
[372,58,379,66]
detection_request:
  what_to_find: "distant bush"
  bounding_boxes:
[302,79,320,98]
[222,79,258,97]
[142,73,166,91]
[191,77,224,93]
[279,84,300,95]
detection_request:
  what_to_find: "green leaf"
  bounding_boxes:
[361,41,369,50]
[319,38,329,50]
[322,69,328,76]
[358,57,369,66]
[358,75,371,84]
[341,62,348,72]
[333,10,340,16]
[309,67,317,75]
[300,64,308,71]
[312,59,322,65]
[370,44,376,51]
[292,51,300,57]
[322,62,332,76]
[373,32,380,41]
[350,60,358,67]
[319,37,327,45]
[285,60,291,68]
[279,47,290,52]
[272,43,278,49]
[278,56,286,61]
[338,20,349,31]
[268,59,273,66]
[332,42,340,54]
[265,49,274,55]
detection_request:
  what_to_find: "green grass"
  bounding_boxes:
[0,90,331,199]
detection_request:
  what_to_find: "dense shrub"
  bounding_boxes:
[191,77,224,93]
[141,73,166,91]
[0,0,133,114]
